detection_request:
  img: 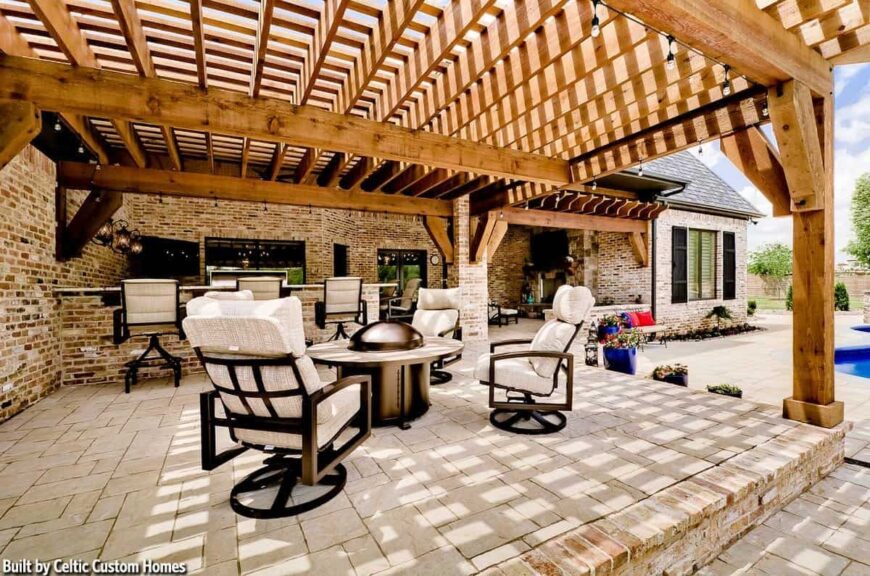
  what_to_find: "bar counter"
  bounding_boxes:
[55,282,395,388]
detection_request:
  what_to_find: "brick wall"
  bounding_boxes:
[487,226,530,306]
[124,194,443,288]
[654,209,749,333]
[452,198,488,341]
[0,146,126,422]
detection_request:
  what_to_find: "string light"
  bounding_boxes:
[524,201,530,210]
[263,200,268,212]
[667,51,676,70]
[54,120,62,132]
[761,100,769,117]
[591,180,597,191]
[721,64,732,96]
[698,139,703,156]
[667,35,678,55]
[637,158,644,177]
[590,0,601,38]
[78,145,85,154]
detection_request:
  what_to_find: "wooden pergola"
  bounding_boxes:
[1,0,867,427]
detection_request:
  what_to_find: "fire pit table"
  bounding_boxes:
[307,322,463,429]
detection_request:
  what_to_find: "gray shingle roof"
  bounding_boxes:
[636,151,764,218]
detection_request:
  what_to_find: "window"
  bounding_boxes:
[723,232,736,300]
[377,250,427,293]
[205,238,306,284]
[333,244,348,277]
[672,227,717,302]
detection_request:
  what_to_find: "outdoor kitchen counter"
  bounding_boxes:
[54,283,396,388]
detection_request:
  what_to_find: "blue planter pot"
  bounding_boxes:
[598,325,620,342]
[603,347,638,375]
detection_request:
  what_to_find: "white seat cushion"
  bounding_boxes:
[203,290,254,301]
[474,353,563,396]
[412,309,458,337]
[233,385,361,449]
[417,287,461,310]
[500,308,519,316]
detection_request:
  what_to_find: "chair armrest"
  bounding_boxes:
[309,374,371,406]
[437,322,461,339]
[489,338,533,353]
[489,350,574,383]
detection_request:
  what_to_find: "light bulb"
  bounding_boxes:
[591,180,597,191]
[78,145,85,154]
[721,65,731,96]
[667,52,676,70]
[590,15,600,37]
[54,121,62,132]
[668,35,678,54]
[638,162,644,177]
[761,101,769,117]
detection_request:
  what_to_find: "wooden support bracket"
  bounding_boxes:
[768,81,826,212]
[721,127,792,217]
[470,212,499,264]
[628,230,649,268]
[0,101,41,171]
[423,216,454,264]
[61,188,123,259]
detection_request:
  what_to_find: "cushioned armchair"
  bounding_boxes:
[411,287,462,384]
[475,285,594,434]
[387,277,421,320]
[183,296,371,518]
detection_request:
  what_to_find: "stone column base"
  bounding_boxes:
[783,397,844,428]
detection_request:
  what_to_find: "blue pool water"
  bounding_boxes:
[852,325,870,333]
[835,346,870,378]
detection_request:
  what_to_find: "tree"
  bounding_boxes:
[834,282,850,311]
[846,173,870,268]
[748,242,792,298]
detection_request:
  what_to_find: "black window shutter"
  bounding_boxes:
[723,232,736,300]
[672,227,688,303]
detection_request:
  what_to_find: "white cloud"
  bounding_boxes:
[686,142,727,171]
[835,86,870,146]
[834,64,865,97]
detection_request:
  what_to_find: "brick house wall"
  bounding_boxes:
[487,209,750,333]
[0,146,127,421]
[124,194,443,288]
[653,209,749,332]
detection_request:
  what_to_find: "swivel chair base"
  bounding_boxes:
[431,369,453,385]
[230,455,347,519]
[489,394,566,435]
[326,322,352,341]
[124,334,182,393]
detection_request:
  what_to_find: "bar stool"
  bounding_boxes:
[114,279,184,393]
[236,276,283,300]
[315,277,367,340]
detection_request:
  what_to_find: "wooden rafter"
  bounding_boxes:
[250,0,276,98]
[498,207,650,233]
[300,0,351,105]
[338,0,426,114]
[57,162,453,217]
[240,137,251,178]
[266,143,287,181]
[1,13,35,57]
[604,0,832,96]
[62,114,111,165]
[61,189,123,259]
[190,0,207,89]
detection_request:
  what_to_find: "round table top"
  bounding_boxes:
[308,337,464,367]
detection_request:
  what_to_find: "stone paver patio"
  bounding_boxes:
[0,326,847,575]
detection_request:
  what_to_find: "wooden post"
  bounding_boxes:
[777,91,843,427]
[0,102,41,171]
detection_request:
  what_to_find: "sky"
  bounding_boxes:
[685,63,870,263]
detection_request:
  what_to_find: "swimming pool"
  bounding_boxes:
[835,346,870,378]
[852,325,870,333]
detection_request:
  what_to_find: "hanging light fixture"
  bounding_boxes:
[666,35,676,70]
[78,145,85,154]
[54,120,62,132]
[590,0,601,37]
[591,180,597,191]
[637,158,644,177]
[721,64,732,96]
[761,100,769,117]
[91,219,143,255]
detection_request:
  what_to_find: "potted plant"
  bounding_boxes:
[597,314,623,342]
[652,363,688,386]
[706,384,742,398]
[602,329,645,375]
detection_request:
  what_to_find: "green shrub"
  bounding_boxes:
[705,305,732,330]
[747,300,757,316]
[834,282,850,311]
[707,384,742,397]
[786,285,793,311]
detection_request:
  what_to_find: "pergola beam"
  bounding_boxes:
[301,0,351,105]
[0,55,569,186]
[498,207,650,233]
[0,13,35,57]
[251,0,276,98]
[0,101,41,170]
[190,0,207,88]
[604,0,832,96]
[56,162,453,217]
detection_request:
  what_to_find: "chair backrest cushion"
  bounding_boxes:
[203,290,254,301]
[529,319,580,377]
[551,285,595,324]
[183,297,322,403]
[237,277,283,300]
[325,277,362,314]
[122,279,179,325]
[412,309,459,338]
[399,277,421,308]
[417,287,461,311]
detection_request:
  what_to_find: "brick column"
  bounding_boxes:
[450,197,488,341]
